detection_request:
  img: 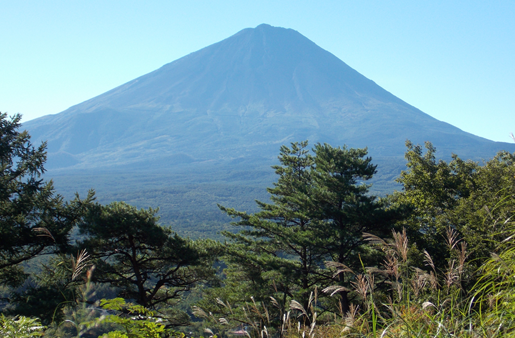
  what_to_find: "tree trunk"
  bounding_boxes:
[340,290,350,315]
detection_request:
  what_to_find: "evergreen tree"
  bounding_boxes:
[311,143,401,312]
[77,201,221,324]
[0,113,92,286]
[451,150,515,263]
[394,141,515,275]
[218,141,400,315]
[220,142,329,310]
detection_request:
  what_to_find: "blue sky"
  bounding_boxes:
[1,1,514,142]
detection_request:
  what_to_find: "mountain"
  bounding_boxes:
[24,24,514,170]
[22,24,515,236]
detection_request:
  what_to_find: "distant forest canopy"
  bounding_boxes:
[2,111,515,337]
[44,159,405,240]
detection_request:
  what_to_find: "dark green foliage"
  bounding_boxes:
[474,191,515,324]
[77,202,221,318]
[9,284,69,325]
[6,250,98,325]
[220,141,328,312]
[450,151,515,261]
[0,113,92,286]
[394,140,515,276]
[216,141,401,318]
[311,143,405,311]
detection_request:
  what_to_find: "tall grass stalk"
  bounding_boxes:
[281,226,515,337]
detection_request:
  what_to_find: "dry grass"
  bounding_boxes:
[250,227,515,338]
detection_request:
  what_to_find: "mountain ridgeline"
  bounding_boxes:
[23,24,515,236]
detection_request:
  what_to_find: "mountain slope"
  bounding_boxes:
[24,24,514,173]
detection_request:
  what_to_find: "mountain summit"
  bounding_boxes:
[24,24,514,172]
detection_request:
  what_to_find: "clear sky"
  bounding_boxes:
[1,1,514,142]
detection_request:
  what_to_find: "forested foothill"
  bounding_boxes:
[1,112,515,337]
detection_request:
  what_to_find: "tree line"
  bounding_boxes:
[1,112,514,337]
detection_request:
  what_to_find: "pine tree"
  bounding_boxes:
[0,113,92,286]
[311,143,401,313]
[219,141,400,314]
[77,201,220,322]
[220,141,328,309]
